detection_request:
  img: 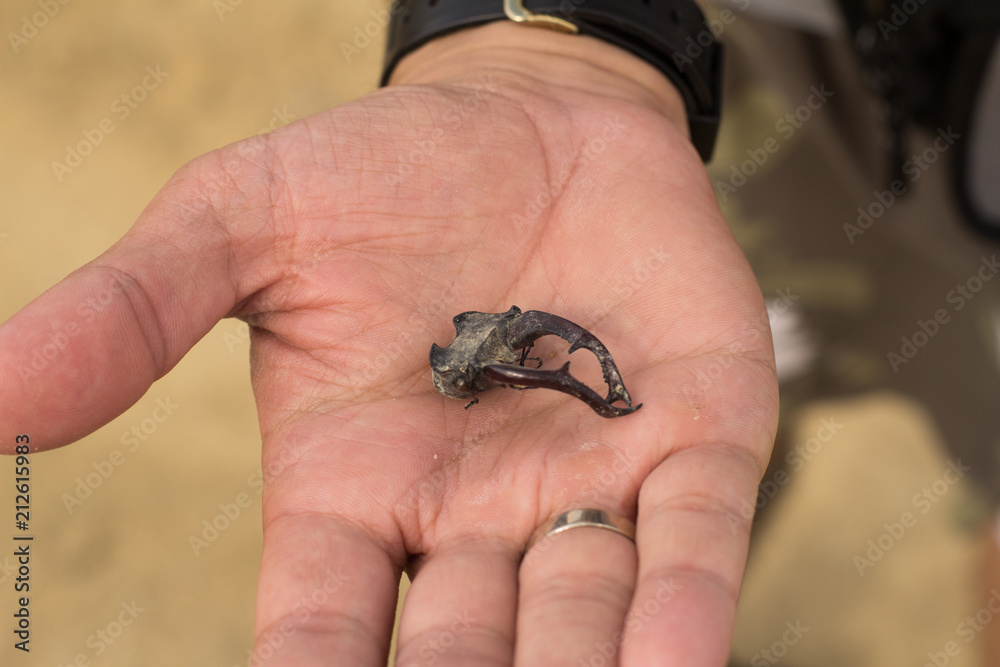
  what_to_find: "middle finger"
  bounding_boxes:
[395,539,521,666]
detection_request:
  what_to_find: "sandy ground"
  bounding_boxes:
[0,1,993,666]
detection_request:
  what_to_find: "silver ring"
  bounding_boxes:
[526,508,636,553]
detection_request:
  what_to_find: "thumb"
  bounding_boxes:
[0,151,276,452]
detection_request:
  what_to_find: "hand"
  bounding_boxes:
[0,21,777,666]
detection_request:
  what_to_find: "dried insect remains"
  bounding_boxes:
[429,306,641,418]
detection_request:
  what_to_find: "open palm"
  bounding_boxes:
[0,33,777,667]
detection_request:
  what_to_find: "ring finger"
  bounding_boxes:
[515,508,638,666]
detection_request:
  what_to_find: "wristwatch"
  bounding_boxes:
[380,0,723,162]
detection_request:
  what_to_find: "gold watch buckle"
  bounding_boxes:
[503,0,579,33]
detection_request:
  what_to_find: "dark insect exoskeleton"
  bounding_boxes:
[429,306,641,418]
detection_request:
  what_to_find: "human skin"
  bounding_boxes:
[0,19,777,667]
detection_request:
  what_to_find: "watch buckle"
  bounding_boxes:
[504,0,579,34]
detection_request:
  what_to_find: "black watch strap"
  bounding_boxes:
[380,0,723,161]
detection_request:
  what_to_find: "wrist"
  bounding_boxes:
[386,21,690,138]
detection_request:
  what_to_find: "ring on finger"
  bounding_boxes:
[525,508,636,554]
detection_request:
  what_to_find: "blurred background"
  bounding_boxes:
[1,1,998,665]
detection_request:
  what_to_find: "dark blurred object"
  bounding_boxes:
[711,7,1000,503]
[836,0,1000,238]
